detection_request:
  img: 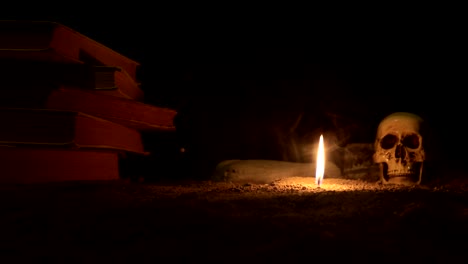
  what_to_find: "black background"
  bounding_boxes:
[1,7,465,179]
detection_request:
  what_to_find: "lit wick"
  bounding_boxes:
[315,134,325,187]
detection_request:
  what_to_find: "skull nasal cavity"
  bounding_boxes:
[395,144,406,159]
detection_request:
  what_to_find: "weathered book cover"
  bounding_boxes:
[0,20,140,82]
[0,108,148,155]
[0,146,120,184]
[0,86,176,132]
[46,88,177,131]
[0,60,144,101]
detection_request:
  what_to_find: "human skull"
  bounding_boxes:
[373,112,425,185]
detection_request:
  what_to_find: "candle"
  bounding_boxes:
[315,134,325,187]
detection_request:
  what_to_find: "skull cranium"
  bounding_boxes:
[373,112,425,185]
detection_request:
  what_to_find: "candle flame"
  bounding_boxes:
[315,134,325,187]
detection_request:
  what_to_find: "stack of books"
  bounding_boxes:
[0,20,177,184]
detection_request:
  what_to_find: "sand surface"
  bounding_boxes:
[1,175,468,262]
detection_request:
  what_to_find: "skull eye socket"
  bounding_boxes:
[402,134,420,149]
[380,134,398,149]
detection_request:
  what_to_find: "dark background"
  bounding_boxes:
[1,8,465,180]
[2,9,468,263]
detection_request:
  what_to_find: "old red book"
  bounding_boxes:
[0,146,120,184]
[1,60,144,101]
[0,108,148,155]
[46,88,177,131]
[0,86,177,132]
[0,20,140,82]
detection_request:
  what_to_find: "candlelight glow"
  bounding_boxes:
[315,134,325,187]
